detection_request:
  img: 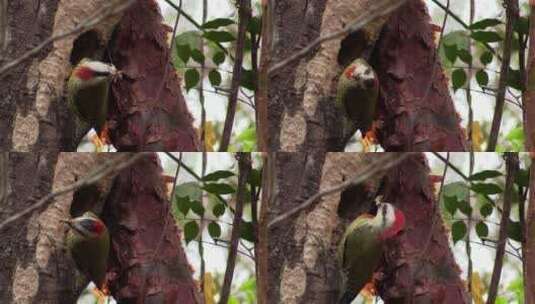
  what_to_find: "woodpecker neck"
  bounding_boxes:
[380,209,405,240]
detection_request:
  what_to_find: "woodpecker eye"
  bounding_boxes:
[79,219,97,232]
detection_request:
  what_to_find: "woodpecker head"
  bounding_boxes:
[343,58,378,90]
[372,202,405,240]
[63,211,107,239]
[71,58,117,85]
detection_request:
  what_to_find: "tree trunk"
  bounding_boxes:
[0,0,199,152]
[267,0,466,152]
[265,153,468,303]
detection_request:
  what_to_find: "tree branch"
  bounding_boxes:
[268,153,410,229]
[0,153,143,231]
[487,0,518,151]
[218,153,251,304]
[219,0,251,151]
[0,0,135,78]
[486,153,518,304]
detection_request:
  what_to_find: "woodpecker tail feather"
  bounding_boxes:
[337,290,357,304]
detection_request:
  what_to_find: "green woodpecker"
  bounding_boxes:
[67,58,117,144]
[336,58,379,143]
[337,202,405,304]
[63,211,110,292]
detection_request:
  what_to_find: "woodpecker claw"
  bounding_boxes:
[362,121,379,150]
[98,123,111,146]
[91,286,108,304]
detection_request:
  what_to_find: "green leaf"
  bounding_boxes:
[240,221,255,242]
[175,44,191,63]
[452,69,467,91]
[471,183,502,195]
[458,199,472,216]
[202,18,235,29]
[202,170,235,182]
[514,17,529,35]
[185,69,200,91]
[471,31,502,43]
[209,70,222,87]
[240,69,256,90]
[213,204,226,217]
[248,168,262,188]
[203,31,235,43]
[469,170,502,181]
[457,49,472,64]
[480,51,493,65]
[248,16,262,36]
[476,70,489,87]
[452,220,467,244]
[208,221,222,239]
[507,69,523,90]
[190,200,205,216]
[213,52,225,65]
[184,221,199,244]
[438,31,470,67]
[175,196,191,215]
[203,183,236,195]
[443,43,458,63]
[476,221,489,238]
[515,169,529,187]
[506,125,524,151]
[469,18,502,30]
[444,195,458,215]
[480,204,493,217]
[190,48,205,64]
[508,221,523,242]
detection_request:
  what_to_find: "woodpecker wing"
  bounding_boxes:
[338,214,384,298]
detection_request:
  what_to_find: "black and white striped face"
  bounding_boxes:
[378,203,396,230]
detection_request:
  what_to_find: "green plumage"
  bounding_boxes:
[336,58,379,142]
[337,215,383,304]
[65,212,110,288]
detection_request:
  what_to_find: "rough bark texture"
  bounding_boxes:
[108,0,199,151]
[380,154,469,303]
[0,153,122,303]
[0,0,124,151]
[102,153,201,303]
[525,163,535,304]
[373,0,467,151]
[268,0,466,152]
[267,153,387,303]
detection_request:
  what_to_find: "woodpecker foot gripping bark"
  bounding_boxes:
[91,285,108,304]
[362,121,379,150]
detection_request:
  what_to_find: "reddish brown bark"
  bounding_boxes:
[374,0,467,151]
[103,153,200,303]
[109,0,199,151]
[380,154,469,303]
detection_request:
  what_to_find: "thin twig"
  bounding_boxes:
[430,0,499,60]
[486,153,518,304]
[0,0,136,77]
[218,153,251,304]
[162,0,232,59]
[199,0,208,152]
[268,153,410,229]
[0,153,144,231]
[487,0,518,151]
[219,0,251,151]
[268,0,408,75]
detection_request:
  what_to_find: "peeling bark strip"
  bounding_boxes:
[380,154,469,303]
[109,0,199,151]
[374,0,467,151]
[103,154,201,303]
[1,0,126,151]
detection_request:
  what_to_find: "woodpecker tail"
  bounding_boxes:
[337,290,357,304]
